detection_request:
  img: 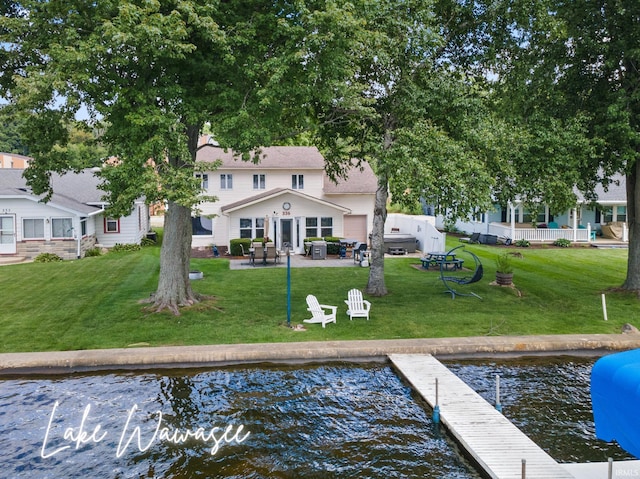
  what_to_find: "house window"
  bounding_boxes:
[81,217,87,236]
[105,217,120,233]
[305,217,318,238]
[240,218,253,239]
[255,217,265,238]
[52,218,74,238]
[196,173,209,190]
[320,217,333,237]
[253,174,266,190]
[602,206,613,223]
[192,216,213,236]
[292,174,304,190]
[23,218,45,239]
[471,209,485,223]
[220,174,233,190]
[616,206,627,222]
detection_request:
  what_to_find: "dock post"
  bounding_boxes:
[521,458,526,479]
[432,378,440,424]
[495,374,502,412]
[608,457,613,479]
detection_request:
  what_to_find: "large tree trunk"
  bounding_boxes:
[151,201,199,314]
[366,170,389,296]
[623,160,640,291]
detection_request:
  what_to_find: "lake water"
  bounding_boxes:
[0,356,631,478]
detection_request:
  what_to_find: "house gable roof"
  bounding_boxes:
[221,188,351,213]
[324,161,377,194]
[0,168,107,215]
[575,173,627,204]
[197,145,326,169]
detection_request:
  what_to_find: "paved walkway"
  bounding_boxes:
[228,251,422,270]
[2,334,640,374]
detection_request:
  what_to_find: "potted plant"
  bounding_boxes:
[495,253,514,286]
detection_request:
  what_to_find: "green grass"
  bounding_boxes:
[0,237,635,353]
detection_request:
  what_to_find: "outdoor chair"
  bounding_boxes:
[440,245,483,299]
[344,288,371,320]
[265,243,280,263]
[303,295,337,328]
[460,232,480,244]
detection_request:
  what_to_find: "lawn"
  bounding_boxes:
[0,237,635,353]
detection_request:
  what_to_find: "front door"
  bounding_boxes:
[281,219,293,249]
[0,215,16,254]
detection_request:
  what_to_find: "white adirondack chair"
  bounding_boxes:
[344,289,371,320]
[303,295,337,328]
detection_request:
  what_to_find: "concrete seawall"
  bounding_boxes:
[2,334,640,374]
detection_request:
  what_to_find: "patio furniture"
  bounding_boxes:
[440,246,483,299]
[303,295,337,328]
[421,251,463,270]
[459,232,480,244]
[265,243,280,263]
[344,289,371,321]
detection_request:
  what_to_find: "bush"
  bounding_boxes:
[553,238,571,248]
[34,252,63,263]
[230,238,252,256]
[84,247,102,257]
[514,239,530,247]
[140,237,156,246]
[111,243,141,253]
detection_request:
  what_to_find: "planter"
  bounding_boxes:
[189,270,204,280]
[495,272,513,286]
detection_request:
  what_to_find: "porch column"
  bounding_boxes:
[572,207,577,242]
[509,201,515,240]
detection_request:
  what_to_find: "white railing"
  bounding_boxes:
[488,223,591,243]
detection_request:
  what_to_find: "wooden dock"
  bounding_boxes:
[389,354,575,479]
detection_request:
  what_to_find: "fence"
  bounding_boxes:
[386,214,446,252]
[488,223,592,243]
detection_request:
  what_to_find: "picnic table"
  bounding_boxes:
[421,251,464,270]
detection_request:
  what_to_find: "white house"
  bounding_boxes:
[0,168,150,260]
[192,145,378,254]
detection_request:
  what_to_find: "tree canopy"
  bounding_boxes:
[443,0,640,289]
[0,0,367,312]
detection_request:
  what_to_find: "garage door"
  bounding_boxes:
[343,215,367,243]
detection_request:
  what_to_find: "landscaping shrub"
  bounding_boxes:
[140,237,156,246]
[514,239,530,247]
[84,247,102,257]
[230,238,251,256]
[33,252,63,263]
[553,238,571,248]
[111,243,141,253]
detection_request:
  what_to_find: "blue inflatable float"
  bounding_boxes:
[591,349,640,459]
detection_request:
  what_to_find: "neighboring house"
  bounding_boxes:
[434,173,629,243]
[0,152,31,169]
[0,168,150,260]
[192,146,377,254]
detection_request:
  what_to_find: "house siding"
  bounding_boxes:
[95,202,148,247]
